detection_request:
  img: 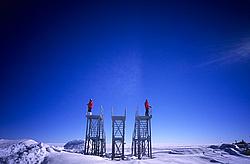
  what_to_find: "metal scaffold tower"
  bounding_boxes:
[84,107,106,156]
[131,112,152,159]
[111,109,126,160]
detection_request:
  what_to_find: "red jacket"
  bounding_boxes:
[145,99,151,110]
[88,100,93,109]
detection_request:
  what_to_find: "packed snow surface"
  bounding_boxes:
[0,139,250,164]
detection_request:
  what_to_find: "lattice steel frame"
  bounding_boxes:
[84,114,106,156]
[131,115,152,159]
[111,110,126,160]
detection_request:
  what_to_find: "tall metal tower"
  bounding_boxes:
[84,108,106,156]
[111,109,126,160]
[131,112,152,159]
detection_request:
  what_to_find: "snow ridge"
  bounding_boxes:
[0,139,51,164]
[1,139,250,164]
[63,140,84,153]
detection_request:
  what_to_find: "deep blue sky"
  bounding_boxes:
[1,0,250,144]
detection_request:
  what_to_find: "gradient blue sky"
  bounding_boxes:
[1,0,250,144]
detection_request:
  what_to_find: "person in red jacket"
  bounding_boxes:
[87,99,93,115]
[144,99,152,116]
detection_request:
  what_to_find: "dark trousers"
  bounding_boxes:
[145,109,149,116]
[88,108,92,112]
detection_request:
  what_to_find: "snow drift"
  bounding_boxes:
[0,139,49,164]
[1,139,250,164]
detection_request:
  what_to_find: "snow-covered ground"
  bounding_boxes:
[0,139,250,164]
